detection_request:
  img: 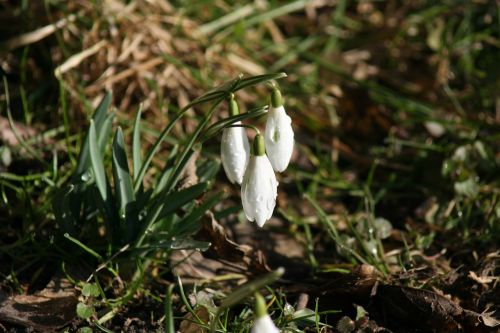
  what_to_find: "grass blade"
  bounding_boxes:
[134,182,209,247]
[165,284,175,333]
[172,191,223,237]
[64,233,102,260]
[97,112,114,153]
[154,144,179,195]
[89,120,107,201]
[131,239,210,254]
[200,105,268,142]
[112,127,135,210]
[133,112,181,192]
[233,72,287,91]
[75,91,112,177]
[157,182,209,219]
[132,106,142,181]
[112,127,136,240]
[90,120,119,244]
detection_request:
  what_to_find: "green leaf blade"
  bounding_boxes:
[112,127,135,215]
[132,106,142,181]
[75,91,113,177]
[89,120,107,201]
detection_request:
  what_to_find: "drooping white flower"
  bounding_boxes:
[251,315,280,333]
[251,293,280,333]
[221,122,250,184]
[264,87,294,172]
[241,134,278,227]
[221,96,250,185]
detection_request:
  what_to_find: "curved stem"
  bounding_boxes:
[228,123,260,135]
[266,81,277,89]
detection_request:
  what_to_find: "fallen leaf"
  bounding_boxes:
[480,311,500,327]
[374,284,493,332]
[179,307,210,333]
[196,212,270,274]
[468,271,498,285]
[0,278,77,331]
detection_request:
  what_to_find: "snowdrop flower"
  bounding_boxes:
[241,134,278,227]
[264,86,294,172]
[251,293,280,333]
[221,95,250,184]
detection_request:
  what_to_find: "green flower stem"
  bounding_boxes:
[252,134,265,156]
[254,293,267,318]
[229,93,239,116]
[271,86,283,108]
[228,123,260,135]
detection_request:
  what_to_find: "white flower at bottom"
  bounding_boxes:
[221,121,250,184]
[264,88,294,172]
[251,314,280,333]
[241,135,278,227]
[251,293,280,333]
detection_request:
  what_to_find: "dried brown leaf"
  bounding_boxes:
[0,278,76,331]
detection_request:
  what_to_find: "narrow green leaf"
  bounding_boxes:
[200,105,268,142]
[3,77,45,164]
[163,102,223,195]
[75,91,113,177]
[186,72,286,111]
[94,91,113,129]
[132,106,143,181]
[154,144,179,195]
[158,182,209,218]
[163,148,197,195]
[219,267,283,309]
[172,192,223,237]
[197,159,220,184]
[97,112,115,153]
[89,120,107,201]
[165,285,175,333]
[132,239,210,253]
[233,72,287,91]
[133,112,180,192]
[64,233,102,260]
[113,127,137,242]
[89,120,119,244]
[135,182,209,247]
[112,127,135,215]
[305,194,367,265]
[93,322,115,333]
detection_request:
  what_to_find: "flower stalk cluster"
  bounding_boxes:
[220,85,294,227]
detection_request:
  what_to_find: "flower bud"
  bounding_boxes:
[251,293,279,333]
[241,134,278,227]
[221,97,250,184]
[264,87,294,172]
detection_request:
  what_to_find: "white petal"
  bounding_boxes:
[221,122,250,184]
[251,315,280,333]
[264,106,294,172]
[241,155,278,227]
